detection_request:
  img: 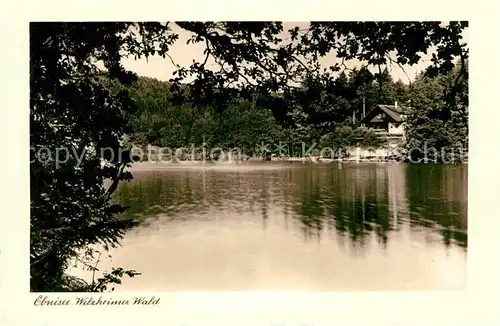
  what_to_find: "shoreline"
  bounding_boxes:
[128,158,466,172]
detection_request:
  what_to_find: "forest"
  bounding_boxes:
[104,61,468,161]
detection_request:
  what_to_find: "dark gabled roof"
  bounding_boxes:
[378,105,404,122]
[370,116,385,122]
[361,104,408,123]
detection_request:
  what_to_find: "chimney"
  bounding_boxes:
[394,100,398,108]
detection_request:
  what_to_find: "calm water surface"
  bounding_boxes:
[93,163,467,291]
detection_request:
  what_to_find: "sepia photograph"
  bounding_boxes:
[29,21,468,294]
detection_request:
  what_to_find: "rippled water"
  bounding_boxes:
[80,163,468,291]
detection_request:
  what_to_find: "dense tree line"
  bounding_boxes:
[405,62,468,162]
[103,61,467,161]
[104,68,401,154]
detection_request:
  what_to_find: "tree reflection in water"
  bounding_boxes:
[115,163,467,251]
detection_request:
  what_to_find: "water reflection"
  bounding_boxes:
[91,163,468,291]
[116,163,467,250]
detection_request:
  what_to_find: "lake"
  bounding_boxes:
[91,162,467,291]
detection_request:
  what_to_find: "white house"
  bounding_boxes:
[360,101,407,136]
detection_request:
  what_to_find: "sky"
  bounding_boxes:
[120,22,468,85]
